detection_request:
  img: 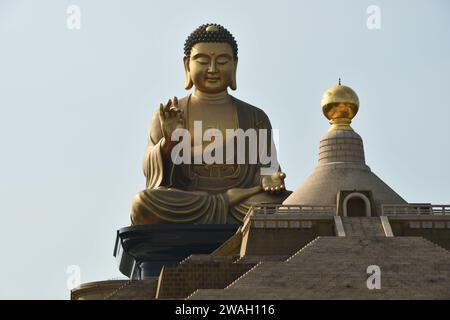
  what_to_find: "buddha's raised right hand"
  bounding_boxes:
[159,96,185,158]
[159,96,185,142]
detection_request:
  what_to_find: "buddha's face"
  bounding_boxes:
[185,42,237,93]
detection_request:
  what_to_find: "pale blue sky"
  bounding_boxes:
[0,0,449,299]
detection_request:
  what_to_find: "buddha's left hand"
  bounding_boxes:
[261,172,286,194]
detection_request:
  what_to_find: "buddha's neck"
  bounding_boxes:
[192,89,231,104]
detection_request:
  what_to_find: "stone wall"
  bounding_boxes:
[241,218,334,256]
[155,255,255,299]
[389,217,450,250]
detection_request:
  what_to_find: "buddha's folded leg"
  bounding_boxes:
[131,187,230,225]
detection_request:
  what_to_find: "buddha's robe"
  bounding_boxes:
[131,94,289,225]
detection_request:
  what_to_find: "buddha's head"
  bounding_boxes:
[183,23,238,93]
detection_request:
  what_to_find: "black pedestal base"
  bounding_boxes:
[113,224,239,279]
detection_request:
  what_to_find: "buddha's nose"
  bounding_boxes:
[208,61,218,73]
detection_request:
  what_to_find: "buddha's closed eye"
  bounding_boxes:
[196,59,209,65]
[217,58,229,65]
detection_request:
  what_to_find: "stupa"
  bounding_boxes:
[283,81,407,216]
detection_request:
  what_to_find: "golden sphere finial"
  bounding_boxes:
[321,81,359,131]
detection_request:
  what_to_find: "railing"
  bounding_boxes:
[381,204,450,216]
[249,204,336,215]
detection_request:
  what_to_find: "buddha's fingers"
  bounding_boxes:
[168,97,182,117]
[167,99,178,118]
[168,98,175,117]
[170,107,182,118]
[159,103,165,119]
[164,99,172,113]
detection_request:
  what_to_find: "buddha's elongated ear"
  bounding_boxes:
[230,58,238,91]
[183,56,193,90]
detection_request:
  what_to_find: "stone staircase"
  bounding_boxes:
[155,255,255,299]
[341,217,385,237]
[106,278,158,300]
[189,234,450,299]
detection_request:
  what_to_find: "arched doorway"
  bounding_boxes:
[343,192,371,217]
[347,197,366,216]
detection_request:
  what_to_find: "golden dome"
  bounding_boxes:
[321,83,359,131]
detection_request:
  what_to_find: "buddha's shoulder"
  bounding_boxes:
[230,95,270,120]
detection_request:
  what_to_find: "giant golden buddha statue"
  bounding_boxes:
[131,24,290,225]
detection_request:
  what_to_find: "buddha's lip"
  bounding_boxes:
[206,77,220,80]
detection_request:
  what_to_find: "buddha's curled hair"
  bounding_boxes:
[184,23,238,59]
